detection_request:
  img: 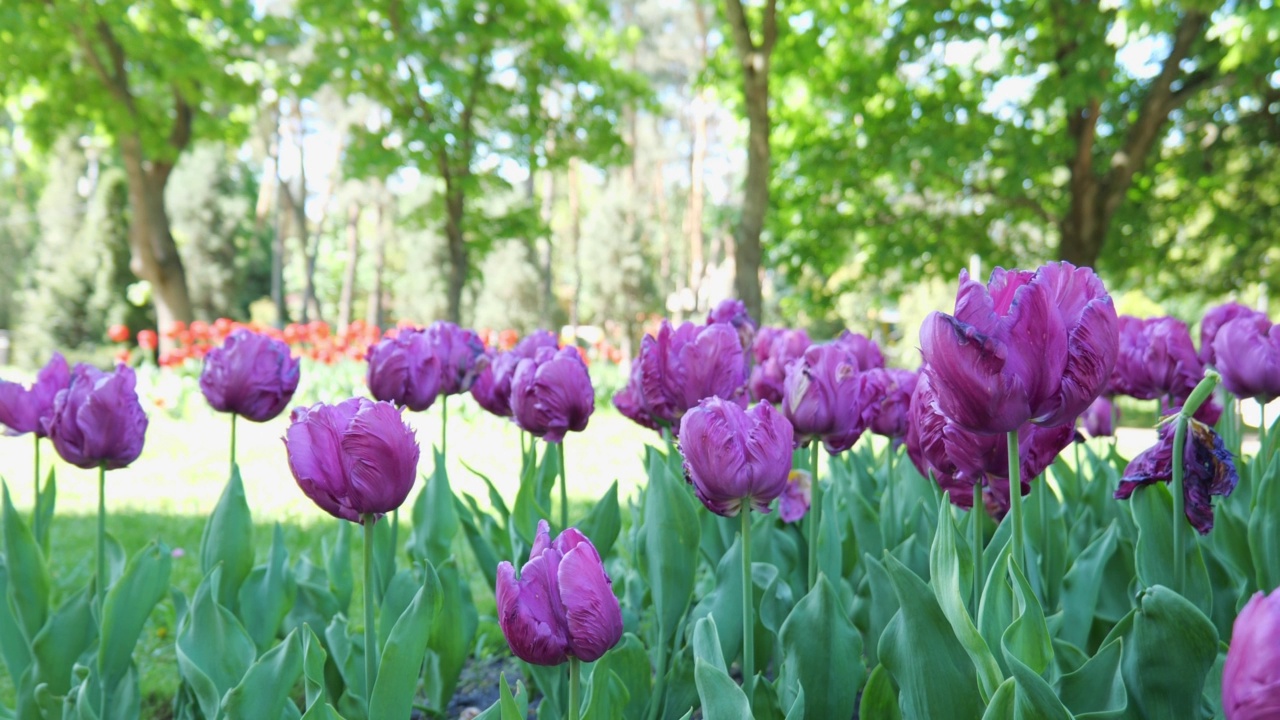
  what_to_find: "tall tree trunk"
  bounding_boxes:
[568,157,582,335]
[338,202,361,332]
[444,183,467,325]
[541,165,556,328]
[367,194,390,329]
[687,87,709,302]
[270,120,288,328]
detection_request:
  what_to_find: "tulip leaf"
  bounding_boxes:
[1248,449,1280,593]
[928,497,1002,702]
[98,540,171,693]
[29,588,95,696]
[1,482,49,644]
[1130,482,1213,615]
[577,480,621,561]
[692,616,727,673]
[300,624,329,710]
[815,481,842,586]
[858,553,898,670]
[878,553,984,719]
[977,538,1014,678]
[221,628,306,720]
[1058,523,1119,650]
[1001,557,1053,677]
[200,466,254,613]
[326,522,354,614]
[512,452,553,547]
[371,515,396,603]
[778,574,863,720]
[33,466,55,554]
[460,459,511,522]
[473,674,529,720]
[454,493,503,590]
[368,561,442,720]
[859,665,901,720]
[584,668,630,720]
[325,615,366,710]
[1058,637,1127,719]
[1121,585,1218,720]
[0,558,31,690]
[176,567,257,720]
[641,448,701,649]
[691,536,743,670]
[238,523,298,652]
[410,449,459,567]
[285,556,343,640]
[693,656,752,720]
[981,678,1017,720]
[377,569,418,651]
[424,560,477,711]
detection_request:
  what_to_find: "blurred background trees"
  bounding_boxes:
[0,0,1276,362]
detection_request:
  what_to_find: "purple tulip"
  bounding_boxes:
[1213,316,1280,402]
[614,321,746,429]
[834,331,885,371]
[868,368,920,442]
[1082,396,1115,438]
[707,299,756,354]
[782,342,885,453]
[749,328,811,404]
[45,363,148,470]
[496,520,623,665]
[510,347,594,443]
[612,360,660,431]
[366,329,442,412]
[1223,589,1280,719]
[920,262,1119,435]
[471,331,559,418]
[1202,302,1268,367]
[284,398,420,524]
[678,397,794,517]
[0,352,70,437]
[907,373,1074,519]
[201,329,301,422]
[1114,414,1237,534]
[778,469,812,523]
[425,321,487,396]
[1112,315,1203,401]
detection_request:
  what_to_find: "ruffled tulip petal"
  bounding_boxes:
[47,364,147,470]
[921,312,1030,434]
[1223,590,1280,719]
[1214,318,1280,402]
[558,541,624,662]
[1040,295,1117,426]
[341,401,420,518]
[496,559,571,666]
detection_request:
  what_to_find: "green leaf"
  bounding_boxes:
[300,624,329,710]
[410,449,459,567]
[1058,638,1127,719]
[473,674,529,720]
[815,480,842,585]
[238,523,298,651]
[694,654,752,720]
[1,482,49,643]
[641,448,701,648]
[778,575,863,720]
[584,668,630,720]
[424,560,478,711]
[1001,558,1053,677]
[1058,523,1120,650]
[176,568,256,720]
[454,494,503,591]
[981,678,1017,720]
[0,558,31,691]
[577,480,621,560]
[859,665,901,720]
[29,589,95,696]
[33,467,55,554]
[1130,482,1213,615]
[1122,585,1219,720]
[221,628,306,719]
[691,535,743,670]
[512,449,554,547]
[98,540,171,692]
[200,466,254,613]
[1248,449,1280,593]
[593,634,650,720]
[377,569,419,652]
[326,522,354,614]
[367,561,443,720]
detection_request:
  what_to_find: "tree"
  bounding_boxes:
[0,1,266,344]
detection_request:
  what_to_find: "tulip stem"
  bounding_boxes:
[97,462,107,720]
[807,442,821,591]
[1172,417,1188,595]
[441,396,448,459]
[568,657,582,720]
[558,441,568,530]
[1039,467,1051,608]
[971,483,983,617]
[363,515,379,705]
[1260,400,1269,467]
[229,412,238,474]
[741,509,755,707]
[1006,429,1024,574]
[885,445,896,544]
[32,435,40,525]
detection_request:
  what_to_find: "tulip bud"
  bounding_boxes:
[1223,589,1280,719]
[366,329,442,412]
[496,520,623,665]
[201,329,302,422]
[45,363,148,470]
[510,347,595,443]
[0,352,70,438]
[284,398,420,523]
[678,397,794,517]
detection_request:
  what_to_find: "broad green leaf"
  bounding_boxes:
[641,449,701,648]
[929,498,1002,701]
[577,480,621,560]
[98,541,171,692]
[1002,558,1053,677]
[583,668,629,720]
[367,561,442,720]
[593,634,651,720]
[29,589,95,696]
[327,522,354,613]
[1058,638,1127,719]
[410,449,459,567]
[1,483,49,643]
[694,656,753,720]
[1130,482,1212,614]
[815,481,842,585]
[512,450,553,547]
[221,628,306,719]
[1121,585,1218,720]
[778,575,862,720]
[238,523,298,651]
[0,558,31,691]
[472,674,529,720]
[300,624,329,710]
[981,679,1017,720]
[691,536,743,670]
[377,569,418,651]
[454,494,503,591]
[424,560,478,711]
[1248,450,1280,593]
[859,665,900,720]
[1059,523,1120,650]
[33,467,55,554]
[200,466,254,613]
[176,568,257,720]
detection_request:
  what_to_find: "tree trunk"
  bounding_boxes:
[270,120,288,328]
[444,183,467,325]
[540,165,556,328]
[687,86,709,302]
[367,196,390,329]
[568,157,582,335]
[338,202,361,332]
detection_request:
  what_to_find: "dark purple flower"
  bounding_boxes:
[1112,315,1203,401]
[284,398,419,524]
[1213,316,1280,402]
[1223,589,1280,719]
[426,321,487,396]
[612,360,659,432]
[615,321,746,429]
[835,331,885,371]
[472,331,559,418]
[678,397,794,517]
[782,342,885,453]
[0,352,70,437]
[1082,396,1115,438]
[1114,415,1237,534]
[868,368,920,442]
[1201,302,1268,367]
[707,299,756,353]
[510,347,594,443]
[749,328,811,404]
[366,328,442,412]
[496,520,623,665]
[920,262,1119,434]
[778,469,811,523]
[201,329,301,422]
[45,363,148,470]
[907,373,1074,519]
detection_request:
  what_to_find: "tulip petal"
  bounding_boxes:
[557,541,623,662]
[496,559,570,666]
[921,312,1030,434]
[341,401,420,517]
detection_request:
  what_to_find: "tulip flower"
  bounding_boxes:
[1081,396,1115,438]
[471,330,559,418]
[612,361,660,431]
[107,324,130,344]
[1112,315,1203,402]
[782,342,884,454]
[1223,589,1280,719]
[366,328,442,412]
[834,331,885,371]
[778,469,812,523]
[425,321,487,396]
[1201,302,1267,367]
[920,262,1118,435]
[511,347,594,444]
[1212,316,1280,403]
[707,298,756,355]
[613,321,746,431]
[46,363,148,471]
[749,328,811,404]
[868,368,920,443]
[137,329,158,352]
[0,352,70,438]
[1114,413,1237,535]
[201,329,301,423]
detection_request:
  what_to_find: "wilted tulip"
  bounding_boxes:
[45,363,148,470]
[1223,589,1280,719]
[0,352,70,437]
[868,368,920,443]
[707,299,756,354]
[834,331,885,371]
[778,469,812,523]
[1201,302,1268,367]
[1081,396,1115,438]
[426,321,487,395]
[749,328,811,404]
[1114,413,1237,534]
[496,520,623,665]
[510,347,594,443]
[907,373,1074,518]
[678,397,793,516]
[284,398,420,524]
[366,328,442,412]
[1212,316,1280,402]
[783,342,884,453]
[615,321,746,429]
[201,329,301,422]
[1112,315,1203,401]
[471,330,559,418]
[920,262,1118,435]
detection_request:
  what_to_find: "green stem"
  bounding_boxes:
[97,462,107,719]
[568,657,582,720]
[33,435,40,522]
[646,639,669,720]
[1038,465,1051,608]
[1172,417,1188,595]
[363,515,378,705]
[741,509,755,707]
[390,509,399,582]
[1260,400,1269,468]
[230,412,238,473]
[885,445,896,544]
[971,483,983,617]
[559,441,568,530]
[441,396,448,459]
[808,442,822,591]
[1007,429,1024,573]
